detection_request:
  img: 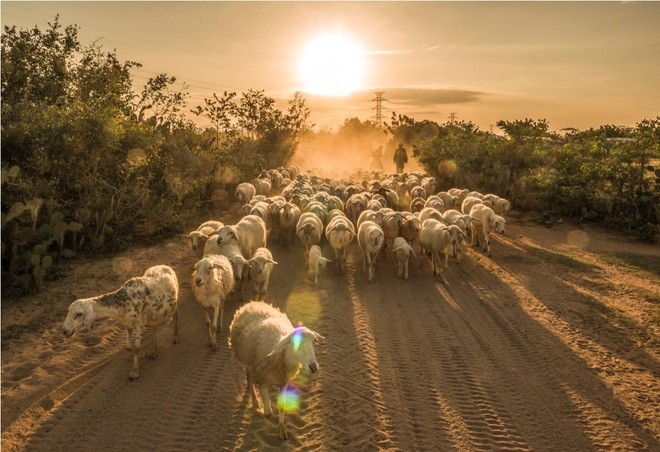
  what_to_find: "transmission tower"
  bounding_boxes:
[371,91,388,127]
[448,112,457,124]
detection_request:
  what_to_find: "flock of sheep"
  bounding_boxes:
[61,164,510,440]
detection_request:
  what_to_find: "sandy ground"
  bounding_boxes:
[2,206,659,451]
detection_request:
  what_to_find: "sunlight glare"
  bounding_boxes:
[298,34,366,96]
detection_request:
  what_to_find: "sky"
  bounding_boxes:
[2,1,659,132]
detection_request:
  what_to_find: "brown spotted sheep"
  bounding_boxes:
[62,265,179,380]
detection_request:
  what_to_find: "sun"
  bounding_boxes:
[298,34,366,96]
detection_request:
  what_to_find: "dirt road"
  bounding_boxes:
[2,212,658,450]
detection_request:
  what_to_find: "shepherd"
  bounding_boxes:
[393,143,408,174]
[371,145,384,170]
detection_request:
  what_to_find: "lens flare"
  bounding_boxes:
[277,385,301,413]
[127,148,147,166]
[567,230,589,249]
[437,160,458,177]
[112,257,133,275]
[292,327,303,351]
[285,288,321,326]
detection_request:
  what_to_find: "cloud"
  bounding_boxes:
[355,87,485,106]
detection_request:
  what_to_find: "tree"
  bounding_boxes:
[1,16,79,106]
[131,74,189,129]
[190,91,237,147]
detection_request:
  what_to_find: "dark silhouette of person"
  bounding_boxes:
[393,143,408,174]
[371,145,384,170]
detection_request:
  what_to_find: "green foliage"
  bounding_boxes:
[1,17,312,294]
[389,111,658,242]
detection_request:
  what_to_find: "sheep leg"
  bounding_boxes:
[278,408,288,440]
[482,230,491,255]
[366,252,374,282]
[404,259,409,280]
[440,253,449,284]
[129,327,143,381]
[211,305,221,350]
[147,324,158,359]
[259,281,268,300]
[125,329,133,351]
[253,280,260,299]
[172,310,179,344]
[204,308,217,350]
[259,385,272,416]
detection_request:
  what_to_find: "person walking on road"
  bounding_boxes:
[393,143,408,174]
[371,145,384,170]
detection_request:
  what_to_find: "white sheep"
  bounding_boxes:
[215,214,267,259]
[296,212,323,259]
[187,220,224,258]
[436,191,461,211]
[410,185,427,200]
[461,195,485,215]
[253,178,272,196]
[228,301,324,440]
[392,237,416,280]
[424,195,446,213]
[418,206,445,224]
[420,176,437,196]
[357,220,385,282]
[447,188,470,203]
[356,209,384,230]
[324,215,355,272]
[278,202,302,249]
[248,247,278,300]
[236,182,257,205]
[207,226,251,300]
[469,204,506,256]
[249,201,272,235]
[418,219,453,283]
[484,194,512,216]
[442,209,472,262]
[192,255,235,350]
[409,196,426,213]
[62,265,179,380]
[345,193,369,225]
[381,211,403,252]
[308,244,332,283]
[399,213,422,249]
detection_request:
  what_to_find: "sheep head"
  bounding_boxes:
[62,298,95,336]
[494,217,506,235]
[228,255,249,283]
[269,326,325,374]
[216,226,239,245]
[248,256,278,275]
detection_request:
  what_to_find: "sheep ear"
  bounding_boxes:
[187,231,195,238]
[194,260,203,270]
[268,331,293,356]
[392,246,403,252]
[82,305,94,332]
[266,259,278,265]
[312,331,326,345]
